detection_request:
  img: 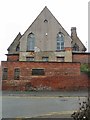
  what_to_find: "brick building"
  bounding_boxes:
[1,7,90,90]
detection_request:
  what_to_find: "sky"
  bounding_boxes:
[0,0,89,63]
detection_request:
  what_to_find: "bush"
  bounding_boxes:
[80,64,90,76]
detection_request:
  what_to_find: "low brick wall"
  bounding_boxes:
[2,74,89,91]
[7,54,19,61]
[1,61,89,91]
[72,53,90,63]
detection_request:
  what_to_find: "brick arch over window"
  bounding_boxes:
[27,33,35,51]
[56,32,64,51]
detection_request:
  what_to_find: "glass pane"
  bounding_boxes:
[57,42,60,45]
[27,33,35,51]
[57,47,60,50]
[57,33,64,50]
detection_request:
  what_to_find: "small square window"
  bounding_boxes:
[32,69,45,76]
[26,57,34,61]
[57,57,64,62]
[42,57,49,62]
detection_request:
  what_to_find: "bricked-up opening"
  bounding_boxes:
[32,69,45,76]
[14,68,20,80]
[2,68,8,80]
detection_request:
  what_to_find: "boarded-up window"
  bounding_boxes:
[2,68,8,80]
[14,68,20,80]
[32,69,45,76]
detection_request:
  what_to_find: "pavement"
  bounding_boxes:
[2,89,88,97]
[1,90,89,119]
[34,111,73,118]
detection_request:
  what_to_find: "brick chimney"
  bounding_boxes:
[71,27,77,37]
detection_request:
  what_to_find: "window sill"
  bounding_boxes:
[26,50,34,52]
[56,50,65,52]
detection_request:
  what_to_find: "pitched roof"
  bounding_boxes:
[7,32,22,51]
[22,6,71,38]
[71,27,86,51]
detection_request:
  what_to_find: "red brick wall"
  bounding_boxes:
[25,73,89,90]
[1,61,80,79]
[2,74,89,91]
[7,54,19,61]
[1,61,89,90]
[72,53,90,63]
[65,47,72,51]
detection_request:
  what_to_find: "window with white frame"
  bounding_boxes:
[57,32,64,51]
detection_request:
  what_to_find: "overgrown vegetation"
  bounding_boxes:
[80,64,90,76]
[71,97,90,120]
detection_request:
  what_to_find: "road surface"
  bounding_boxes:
[2,90,88,118]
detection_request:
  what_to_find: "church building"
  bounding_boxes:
[1,7,90,90]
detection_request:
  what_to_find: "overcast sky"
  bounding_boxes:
[0,0,89,62]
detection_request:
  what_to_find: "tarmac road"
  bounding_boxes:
[2,90,88,118]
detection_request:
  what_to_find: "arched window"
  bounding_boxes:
[27,33,35,51]
[16,43,20,51]
[57,32,64,51]
[73,43,79,51]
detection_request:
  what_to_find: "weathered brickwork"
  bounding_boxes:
[2,73,89,91]
[1,7,90,91]
[2,62,80,78]
[6,53,90,63]
[72,53,90,64]
[7,54,19,61]
[2,61,89,91]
